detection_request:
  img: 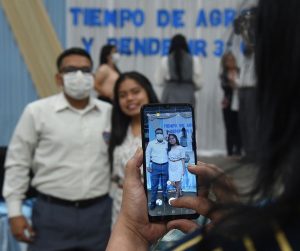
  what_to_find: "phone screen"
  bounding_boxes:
[141,103,199,221]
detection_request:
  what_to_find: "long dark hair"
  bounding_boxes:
[108,71,159,169]
[254,0,300,202]
[99,44,120,73]
[168,34,190,81]
[167,134,180,152]
[198,0,300,247]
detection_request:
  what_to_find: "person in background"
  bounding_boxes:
[94,44,120,103]
[108,71,159,226]
[155,34,202,107]
[179,127,188,147]
[219,51,242,157]
[106,0,300,250]
[167,134,185,198]
[3,48,112,251]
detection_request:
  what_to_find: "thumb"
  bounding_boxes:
[125,147,143,182]
[26,223,36,237]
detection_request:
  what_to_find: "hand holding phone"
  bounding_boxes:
[141,103,199,222]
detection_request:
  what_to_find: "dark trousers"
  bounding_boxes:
[222,108,242,156]
[238,87,257,160]
[28,195,112,251]
[150,162,169,203]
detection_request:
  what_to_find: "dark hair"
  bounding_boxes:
[168,34,191,81]
[56,47,93,71]
[198,0,300,246]
[181,127,187,137]
[99,45,115,65]
[254,0,300,201]
[99,44,120,73]
[108,71,159,169]
[155,128,163,134]
[167,134,180,152]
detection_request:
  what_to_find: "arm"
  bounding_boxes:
[193,57,203,90]
[3,105,37,242]
[145,142,152,172]
[106,148,167,251]
[181,159,185,176]
[94,65,109,96]
[180,147,185,176]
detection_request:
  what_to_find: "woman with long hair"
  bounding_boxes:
[94,44,120,103]
[167,134,185,198]
[155,34,202,107]
[108,71,159,225]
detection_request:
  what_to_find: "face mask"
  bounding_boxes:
[63,71,94,100]
[156,133,164,141]
[112,52,120,64]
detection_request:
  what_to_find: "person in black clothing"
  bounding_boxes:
[220,51,242,157]
[106,0,300,250]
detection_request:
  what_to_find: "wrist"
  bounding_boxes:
[107,215,149,251]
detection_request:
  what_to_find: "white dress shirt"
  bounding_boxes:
[145,139,168,167]
[3,93,111,217]
[236,54,256,88]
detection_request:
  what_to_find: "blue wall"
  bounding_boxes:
[0,0,66,146]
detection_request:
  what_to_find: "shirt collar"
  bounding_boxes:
[54,93,101,113]
[155,139,166,144]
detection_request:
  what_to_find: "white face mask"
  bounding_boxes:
[156,133,164,141]
[112,52,120,64]
[63,71,94,100]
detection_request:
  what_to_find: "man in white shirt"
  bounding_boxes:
[3,48,112,251]
[146,128,169,210]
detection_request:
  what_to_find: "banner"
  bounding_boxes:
[66,0,256,154]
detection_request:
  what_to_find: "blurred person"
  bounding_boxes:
[3,48,112,251]
[219,51,242,157]
[167,134,185,198]
[94,44,120,103]
[108,71,159,225]
[179,127,188,147]
[155,34,202,107]
[107,0,300,250]
[146,128,169,210]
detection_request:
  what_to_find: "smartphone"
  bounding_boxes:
[141,103,199,222]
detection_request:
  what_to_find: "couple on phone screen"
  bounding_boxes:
[146,128,185,210]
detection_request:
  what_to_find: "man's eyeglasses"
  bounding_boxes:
[60,66,92,73]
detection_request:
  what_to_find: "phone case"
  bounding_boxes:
[141,103,199,222]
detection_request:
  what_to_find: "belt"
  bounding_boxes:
[169,159,181,162]
[38,192,108,208]
[152,162,168,165]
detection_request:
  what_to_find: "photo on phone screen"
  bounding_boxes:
[141,103,199,221]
